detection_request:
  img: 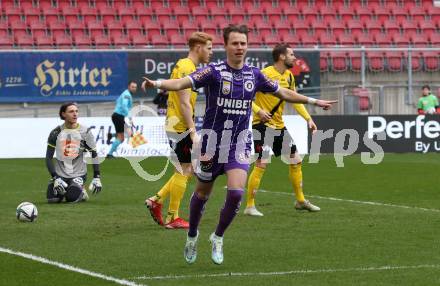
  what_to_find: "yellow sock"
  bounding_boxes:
[166,173,190,223]
[153,174,174,204]
[246,166,266,208]
[289,163,305,203]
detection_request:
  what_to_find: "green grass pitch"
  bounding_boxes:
[0,154,439,286]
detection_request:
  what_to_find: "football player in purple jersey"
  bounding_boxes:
[142,24,336,265]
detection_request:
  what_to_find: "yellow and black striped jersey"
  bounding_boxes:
[253,65,311,129]
[165,58,197,132]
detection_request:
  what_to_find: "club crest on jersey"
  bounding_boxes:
[222,81,231,95]
[233,72,243,81]
[244,80,254,92]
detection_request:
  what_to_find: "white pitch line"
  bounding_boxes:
[0,246,147,286]
[258,189,440,213]
[132,264,440,280]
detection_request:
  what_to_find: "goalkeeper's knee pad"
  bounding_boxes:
[65,183,84,203]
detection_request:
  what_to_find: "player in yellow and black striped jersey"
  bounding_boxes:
[245,44,320,216]
[145,32,214,229]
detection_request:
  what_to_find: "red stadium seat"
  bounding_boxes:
[29,19,47,34]
[392,33,410,46]
[382,19,400,37]
[15,34,34,48]
[299,33,317,47]
[327,19,346,37]
[422,51,439,72]
[410,33,428,47]
[310,20,327,37]
[168,33,187,47]
[0,35,14,49]
[418,19,436,37]
[335,3,355,22]
[389,4,408,22]
[67,19,86,35]
[406,3,426,22]
[320,52,329,72]
[54,34,72,48]
[374,33,392,46]
[161,19,180,35]
[355,33,374,46]
[112,35,131,48]
[131,34,149,47]
[117,5,135,22]
[98,4,117,22]
[404,51,422,71]
[363,19,382,37]
[300,5,318,22]
[248,32,263,47]
[353,3,372,21]
[150,34,169,47]
[372,6,389,22]
[106,20,124,38]
[280,32,297,45]
[367,51,385,72]
[329,51,348,72]
[346,19,364,37]
[385,51,404,72]
[93,34,112,48]
[245,2,264,16]
[319,5,336,22]
[318,33,337,46]
[348,52,362,72]
[34,35,53,48]
[263,34,280,46]
[191,5,209,22]
[429,33,440,46]
[87,20,105,37]
[399,20,417,37]
[337,34,355,46]
[4,4,21,23]
[80,4,98,22]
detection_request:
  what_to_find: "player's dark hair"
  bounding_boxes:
[223,24,249,44]
[272,43,291,62]
[59,102,78,120]
[128,80,137,86]
[422,85,431,90]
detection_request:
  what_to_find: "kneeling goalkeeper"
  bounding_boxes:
[45,102,103,203]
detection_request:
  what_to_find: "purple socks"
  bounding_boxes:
[188,189,244,238]
[188,192,208,237]
[215,189,243,237]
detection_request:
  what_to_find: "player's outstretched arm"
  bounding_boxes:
[142,76,192,92]
[275,87,337,110]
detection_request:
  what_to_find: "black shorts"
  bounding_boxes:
[252,123,297,160]
[167,131,193,163]
[112,112,125,133]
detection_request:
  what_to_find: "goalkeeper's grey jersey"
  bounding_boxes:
[47,124,96,179]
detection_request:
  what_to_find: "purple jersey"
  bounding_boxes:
[189,61,279,151]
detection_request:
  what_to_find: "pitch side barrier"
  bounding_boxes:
[0,49,319,103]
[309,115,440,155]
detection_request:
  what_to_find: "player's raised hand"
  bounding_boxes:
[141,77,156,92]
[88,177,102,194]
[257,109,272,123]
[316,99,338,110]
[53,176,68,196]
[307,118,318,134]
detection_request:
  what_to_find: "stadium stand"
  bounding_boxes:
[0,0,439,71]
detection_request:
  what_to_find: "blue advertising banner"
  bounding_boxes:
[0,51,127,102]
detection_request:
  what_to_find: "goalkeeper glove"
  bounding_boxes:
[53,176,68,196]
[88,177,102,194]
